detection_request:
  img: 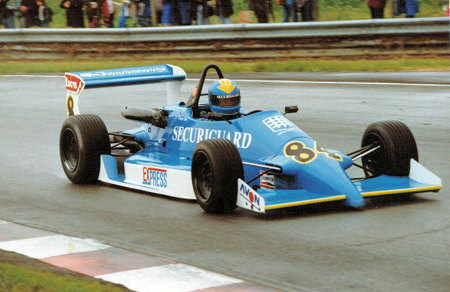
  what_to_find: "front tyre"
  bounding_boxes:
[59,114,110,184]
[191,139,244,214]
[361,121,418,177]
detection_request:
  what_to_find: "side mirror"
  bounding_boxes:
[284,106,299,115]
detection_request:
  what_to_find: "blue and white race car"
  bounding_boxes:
[59,64,442,214]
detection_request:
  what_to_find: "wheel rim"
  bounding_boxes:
[362,133,385,177]
[193,152,213,203]
[61,128,79,172]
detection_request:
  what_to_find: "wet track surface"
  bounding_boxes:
[1,72,449,291]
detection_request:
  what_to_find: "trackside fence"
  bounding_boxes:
[1,17,448,60]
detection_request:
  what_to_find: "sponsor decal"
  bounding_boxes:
[190,87,198,101]
[172,126,252,149]
[65,74,85,93]
[143,166,167,188]
[260,171,275,190]
[217,79,236,94]
[178,114,188,122]
[239,182,264,212]
[216,93,240,99]
[79,66,168,78]
[263,115,296,134]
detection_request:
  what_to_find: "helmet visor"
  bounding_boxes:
[210,94,241,108]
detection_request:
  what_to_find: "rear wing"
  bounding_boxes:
[65,64,186,116]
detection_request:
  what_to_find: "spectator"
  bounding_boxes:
[171,0,180,24]
[0,0,6,27]
[248,0,272,23]
[102,0,116,27]
[195,0,213,25]
[60,0,85,27]
[85,0,101,28]
[20,0,38,27]
[176,0,192,25]
[36,0,52,27]
[216,0,233,24]
[155,0,163,23]
[297,0,313,21]
[161,0,172,25]
[396,0,418,18]
[367,0,386,19]
[279,0,297,22]
[135,0,151,26]
[1,0,20,28]
[118,0,130,27]
[445,0,449,17]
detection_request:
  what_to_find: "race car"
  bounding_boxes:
[59,64,442,214]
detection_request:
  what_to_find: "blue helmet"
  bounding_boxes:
[208,79,241,115]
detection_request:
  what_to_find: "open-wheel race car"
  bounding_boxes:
[60,64,442,214]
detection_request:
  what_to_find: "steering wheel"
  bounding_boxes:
[185,64,224,118]
[246,110,262,116]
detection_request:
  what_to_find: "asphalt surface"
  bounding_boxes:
[0,72,449,292]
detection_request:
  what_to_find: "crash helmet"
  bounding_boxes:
[208,79,241,115]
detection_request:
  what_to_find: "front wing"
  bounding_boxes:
[237,160,441,213]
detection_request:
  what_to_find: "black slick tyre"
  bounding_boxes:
[361,121,418,177]
[191,139,244,214]
[59,114,111,184]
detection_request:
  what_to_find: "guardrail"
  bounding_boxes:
[1,17,448,60]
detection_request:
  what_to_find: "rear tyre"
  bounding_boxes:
[59,114,110,184]
[361,121,418,177]
[191,139,244,213]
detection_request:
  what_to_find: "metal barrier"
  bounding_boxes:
[1,17,448,60]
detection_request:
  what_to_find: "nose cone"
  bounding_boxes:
[284,154,364,208]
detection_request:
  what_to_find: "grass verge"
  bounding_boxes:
[0,250,131,292]
[1,58,449,74]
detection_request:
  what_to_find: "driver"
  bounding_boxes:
[208,79,241,117]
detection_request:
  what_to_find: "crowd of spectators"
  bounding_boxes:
[0,0,53,28]
[366,0,419,19]
[0,0,315,28]
[0,0,424,29]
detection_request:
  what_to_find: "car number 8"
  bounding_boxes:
[284,141,317,164]
[67,95,74,116]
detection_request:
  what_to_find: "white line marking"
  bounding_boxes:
[96,263,243,292]
[1,74,449,87]
[0,220,8,225]
[0,234,110,259]
[203,78,450,88]
[0,75,64,78]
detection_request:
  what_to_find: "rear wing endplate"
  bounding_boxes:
[65,64,186,116]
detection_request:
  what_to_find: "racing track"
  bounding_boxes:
[0,72,449,292]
